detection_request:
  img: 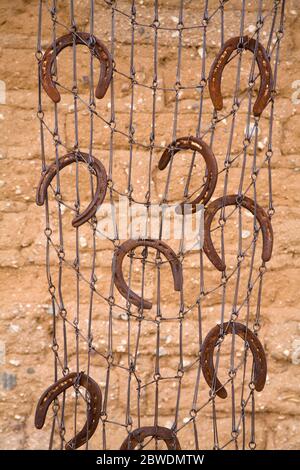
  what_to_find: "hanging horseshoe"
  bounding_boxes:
[120,426,181,450]
[114,239,183,310]
[158,136,218,213]
[201,322,267,399]
[208,36,273,116]
[41,32,113,103]
[35,372,102,449]
[203,194,273,271]
[36,151,107,228]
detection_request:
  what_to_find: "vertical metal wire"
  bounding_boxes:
[36,0,286,450]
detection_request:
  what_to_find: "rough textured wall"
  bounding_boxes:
[0,0,299,450]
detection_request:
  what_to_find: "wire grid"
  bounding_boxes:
[35,0,286,450]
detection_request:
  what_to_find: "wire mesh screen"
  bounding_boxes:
[35,0,285,450]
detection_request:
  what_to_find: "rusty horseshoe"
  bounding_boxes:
[113,239,183,310]
[203,194,273,271]
[41,32,112,103]
[36,151,107,228]
[158,136,218,213]
[208,36,273,116]
[35,372,102,449]
[201,322,267,399]
[120,426,181,450]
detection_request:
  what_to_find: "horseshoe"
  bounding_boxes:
[204,194,273,271]
[36,151,107,228]
[201,322,267,399]
[114,239,183,310]
[208,36,273,116]
[35,372,102,450]
[41,32,112,103]
[120,426,181,450]
[158,136,218,213]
